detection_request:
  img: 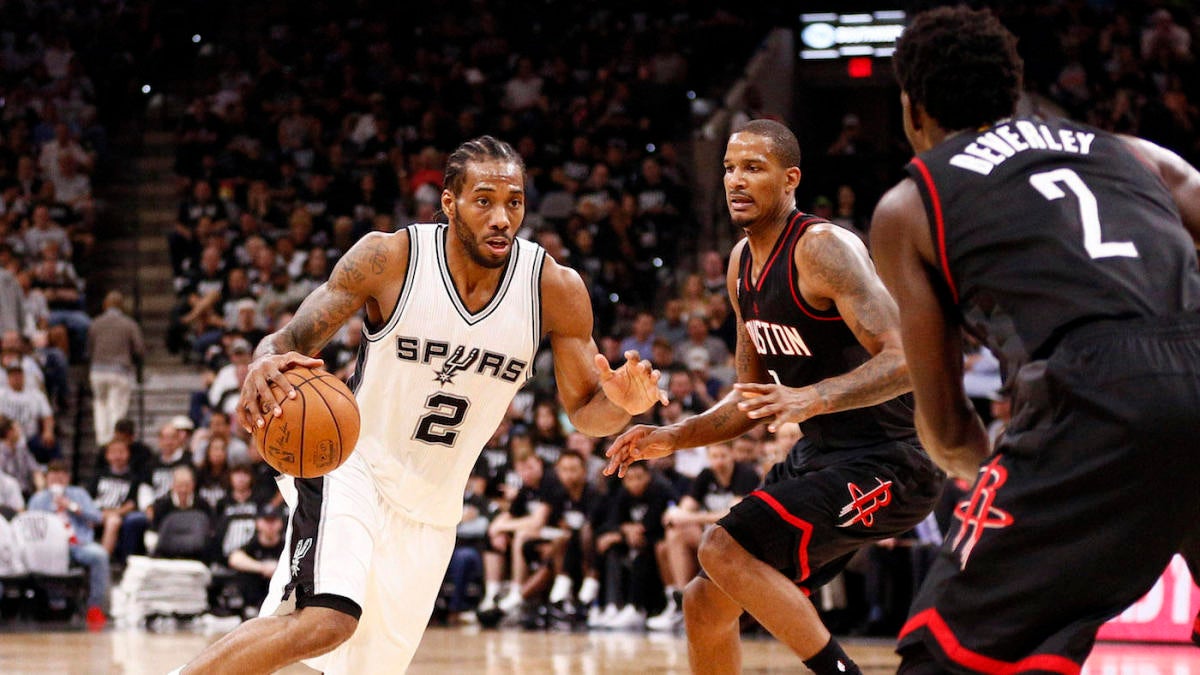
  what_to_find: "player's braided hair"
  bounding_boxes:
[735,119,801,169]
[893,6,1023,132]
[443,135,526,195]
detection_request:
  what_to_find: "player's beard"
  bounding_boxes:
[451,212,510,269]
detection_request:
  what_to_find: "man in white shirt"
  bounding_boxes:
[0,365,55,463]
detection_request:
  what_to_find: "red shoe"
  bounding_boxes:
[86,606,107,630]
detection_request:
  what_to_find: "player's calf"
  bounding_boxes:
[178,605,358,675]
[682,576,743,675]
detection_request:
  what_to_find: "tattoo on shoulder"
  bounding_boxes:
[336,236,391,287]
[340,257,367,284]
[802,231,893,343]
[802,231,865,297]
[367,239,388,274]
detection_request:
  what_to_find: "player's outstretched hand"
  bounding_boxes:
[595,350,669,416]
[237,351,325,433]
[733,382,825,433]
[604,424,678,477]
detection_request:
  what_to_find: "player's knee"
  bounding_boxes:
[696,526,740,580]
[295,606,358,655]
[683,577,734,629]
[682,577,711,620]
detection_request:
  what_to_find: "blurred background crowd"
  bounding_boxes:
[0,0,1193,638]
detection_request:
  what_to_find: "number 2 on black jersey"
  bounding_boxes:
[414,393,471,446]
[1029,168,1140,260]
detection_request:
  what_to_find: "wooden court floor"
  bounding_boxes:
[0,625,1195,674]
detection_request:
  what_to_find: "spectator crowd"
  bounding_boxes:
[0,0,1195,643]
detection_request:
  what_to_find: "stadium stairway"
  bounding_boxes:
[83,128,201,481]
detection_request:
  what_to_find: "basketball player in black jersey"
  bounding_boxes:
[606,118,944,675]
[871,7,1200,672]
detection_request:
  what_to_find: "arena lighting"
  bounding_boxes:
[799,10,905,61]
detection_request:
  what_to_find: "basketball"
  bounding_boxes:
[252,367,360,478]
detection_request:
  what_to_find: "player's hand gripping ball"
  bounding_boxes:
[252,367,360,478]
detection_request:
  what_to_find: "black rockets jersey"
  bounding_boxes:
[907,116,1200,378]
[736,211,916,450]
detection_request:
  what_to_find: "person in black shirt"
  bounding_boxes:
[544,451,602,611]
[647,442,759,631]
[471,422,513,500]
[211,466,262,562]
[242,441,283,508]
[94,418,154,478]
[227,502,286,617]
[195,436,232,509]
[871,7,1200,669]
[147,422,194,501]
[590,462,673,629]
[481,452,557,614]
[148,465,214,561]
[606,118,943,674]
[89,438,148,562]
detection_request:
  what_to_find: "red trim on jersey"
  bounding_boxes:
[788,217,844,322]
[748,489,813,580]
[899,608,1081,675]
[909,158,960,303]
[751,211,805,292]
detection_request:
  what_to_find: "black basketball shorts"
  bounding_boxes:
[717,436,944,592]
[898,313,1200,673]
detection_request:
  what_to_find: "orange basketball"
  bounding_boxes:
[252,367,360,478]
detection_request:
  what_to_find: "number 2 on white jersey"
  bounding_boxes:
[1028,168,1139,260]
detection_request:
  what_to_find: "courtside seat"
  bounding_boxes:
[10,512,88,622]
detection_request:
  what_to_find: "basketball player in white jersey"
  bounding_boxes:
[174,136,667,675]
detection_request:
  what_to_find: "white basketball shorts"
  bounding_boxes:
[259,452,457,674]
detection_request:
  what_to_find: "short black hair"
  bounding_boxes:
[893,6,1023,132]
[443,135,525,195]
[555,449,585,466]
[733,119,801,170]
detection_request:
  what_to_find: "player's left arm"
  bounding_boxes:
[734,223,910,431]
[870,179,988,480]
[541,257,668,437]
[1119,135,1200,248]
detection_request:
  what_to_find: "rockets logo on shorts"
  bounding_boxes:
[837,477,893,527]
[291,537,313,578]
[951,456,1013,569]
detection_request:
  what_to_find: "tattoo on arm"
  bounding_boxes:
[675,319,761,447]
[800,228,912,412]
[285,287,361,355]
[810,349,908,412]
[734,321,759,382]
[258,234,387,358]
[710,405,735,432]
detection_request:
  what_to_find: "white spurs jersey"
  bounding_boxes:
[348,223,545,526]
